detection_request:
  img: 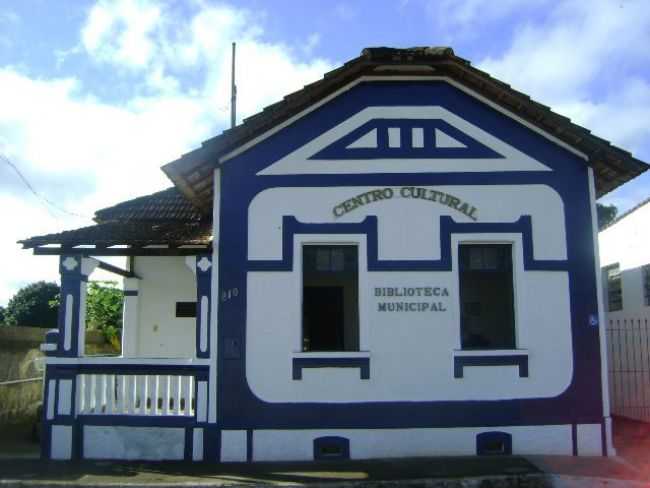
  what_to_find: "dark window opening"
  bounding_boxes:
[302,245,359,352]
[460,244,515,350]
[175,301,197,318]
[605,264,622,312]
[643,264,650,307]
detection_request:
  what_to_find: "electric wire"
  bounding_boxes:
[0,153,91,219]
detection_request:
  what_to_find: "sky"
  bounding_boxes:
[0,0,649,306]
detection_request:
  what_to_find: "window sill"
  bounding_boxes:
[453,349,529,378]
[292,352,370,380]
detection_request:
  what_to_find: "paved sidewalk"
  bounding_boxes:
[0,455,646,488]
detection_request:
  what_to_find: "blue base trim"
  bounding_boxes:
[49,363,208,378]
[77,415,197,428]
[203,427,221,462]
[246,429,253,462]
[572,423,578,456]
[184,427,193,461]
[73,422,82,460]
[454,354,528,378]
[249,215,569,272]
[293,357,370,380]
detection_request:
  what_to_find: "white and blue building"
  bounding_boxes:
[20,47,648,462]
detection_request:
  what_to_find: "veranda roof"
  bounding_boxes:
[20,188,211,255]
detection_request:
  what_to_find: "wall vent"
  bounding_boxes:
[476,431,512,456]
[313,436,350,460]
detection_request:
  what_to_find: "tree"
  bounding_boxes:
[597,203,618,230]
[0,306,5,325]
[4,281,60,328]
[49,281,123,349]
[85,281,123,348]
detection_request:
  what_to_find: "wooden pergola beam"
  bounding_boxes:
[32,246,211,257]
[96,259,140,279]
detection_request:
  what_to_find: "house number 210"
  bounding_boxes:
[221,288,239,302]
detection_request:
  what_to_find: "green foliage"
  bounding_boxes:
[0,305,5,325]
[49,281,124,349]
[86,281,123,349]
[85,281,123,330]
[5,281,59,328]
[597,203,618,230]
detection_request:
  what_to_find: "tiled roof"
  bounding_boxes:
[94,187,204,223]
[162,46,648,209]
[21,187,211,250]
[19,221,212,249]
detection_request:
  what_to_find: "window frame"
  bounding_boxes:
[604,263,623,312]
[294,234,368,354]
[452,235,522,351]
[640,264,650,307]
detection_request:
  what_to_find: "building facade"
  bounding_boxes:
[600,199,650,423]
[21,47,647,461]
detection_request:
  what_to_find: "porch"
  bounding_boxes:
[18,192,216,460]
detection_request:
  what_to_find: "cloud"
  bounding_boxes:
[0,0,337,305]
[302,33,321,56]
[478,0,650,146]
[428,0,548,30]
[81,0,162,69]
[0,9,19,26]
[474,0,650,206]
[334,4,358,21]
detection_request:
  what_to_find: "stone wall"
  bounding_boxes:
[0,326,114,438]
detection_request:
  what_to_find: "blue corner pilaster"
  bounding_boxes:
[195,254,212,359]
[56,256,97,358]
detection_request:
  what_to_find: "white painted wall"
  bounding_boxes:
[252,425,576,461]
[246,184,572,403]
[132,256,196,358]
[83,426,185,460]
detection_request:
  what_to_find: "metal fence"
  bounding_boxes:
[607,317,650,423]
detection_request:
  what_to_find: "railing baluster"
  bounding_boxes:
[147,375,156,415]
[127,375,136,415]
[98,374,107,413]
[171,376,180,415]
[138,375,147,415]
[188,376,194,416]
[162,375,170,415]
[181,376,191,416]
[84,373,93,414]
[115,375,124,414]
[107,375,115,415]
[77,374,85,414]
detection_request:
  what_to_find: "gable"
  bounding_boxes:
[258,104,552,176]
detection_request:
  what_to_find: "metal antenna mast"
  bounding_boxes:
[230,42,237,128]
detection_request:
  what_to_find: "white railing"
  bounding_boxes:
[76,373,195,416]
[607,316,650,423]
